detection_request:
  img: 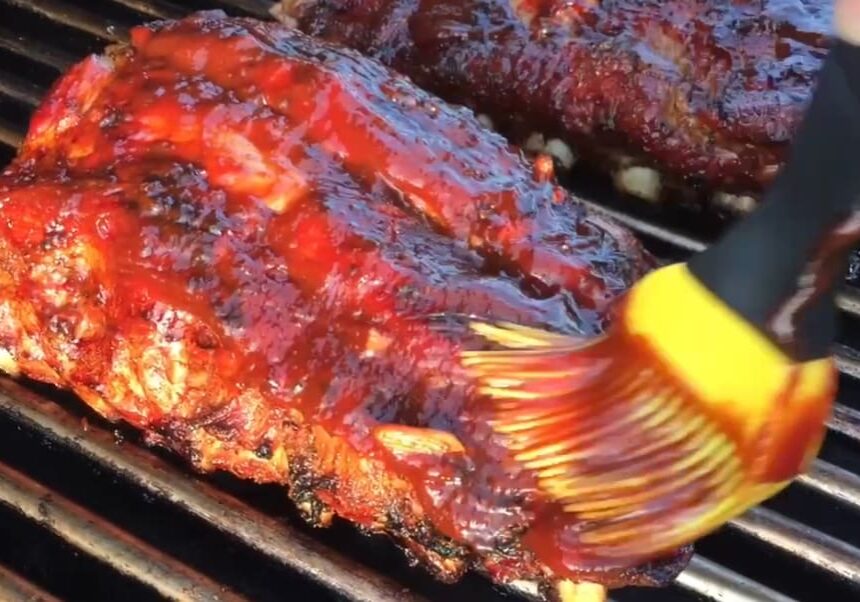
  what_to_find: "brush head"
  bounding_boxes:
[461,263,836,564]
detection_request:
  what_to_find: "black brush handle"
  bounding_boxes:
[689,40,860,361]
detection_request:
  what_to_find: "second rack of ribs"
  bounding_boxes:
[0,11,689,598]
[284,0,830,207]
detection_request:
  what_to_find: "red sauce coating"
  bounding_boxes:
[0,11,687,591]
[287,0,831,195]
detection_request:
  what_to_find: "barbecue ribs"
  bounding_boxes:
[0,11,691,600]
[281,0,831,211]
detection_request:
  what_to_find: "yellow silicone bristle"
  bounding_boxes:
[461,330,817,560]
[459,263,837,563]
[466,321,581,349]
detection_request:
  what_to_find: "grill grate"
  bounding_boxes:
[0,563,59,602]
[0,458,244,602]
[0,1,858,600]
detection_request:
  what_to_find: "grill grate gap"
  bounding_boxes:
[0,104,31,142]
[0,145,15,167]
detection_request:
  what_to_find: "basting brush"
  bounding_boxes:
[461,38,860,564]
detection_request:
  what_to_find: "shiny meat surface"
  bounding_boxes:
[284,0,831,200]
[0,11,690,596]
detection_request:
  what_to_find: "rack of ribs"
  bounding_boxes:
[280,0,831,212]
[0,10,691,601]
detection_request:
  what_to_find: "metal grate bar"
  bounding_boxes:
[836,348,860,381]
[0,123,22,149]
[0,564,60,602]
[675,556,796,602]
[732,507,860,584]
[799,460,860,512]
[105,0,182,20]
[0,378,425,602]
[579,199,706,253]
[0,26,75,72]
[837,287,860,317]
[0,460,246,602]
[0,72,43,109]
[830,404,860,443]
[105,0,272,21]
[4,0,270,47]
[3,0,126,43]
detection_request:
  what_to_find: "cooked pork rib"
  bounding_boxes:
[282,0,830,209]
[0,11,691,599]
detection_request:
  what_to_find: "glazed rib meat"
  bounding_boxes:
[282,0,831,210]
[0,11,690,598]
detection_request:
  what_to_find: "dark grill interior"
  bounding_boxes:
[0,1,859,601]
